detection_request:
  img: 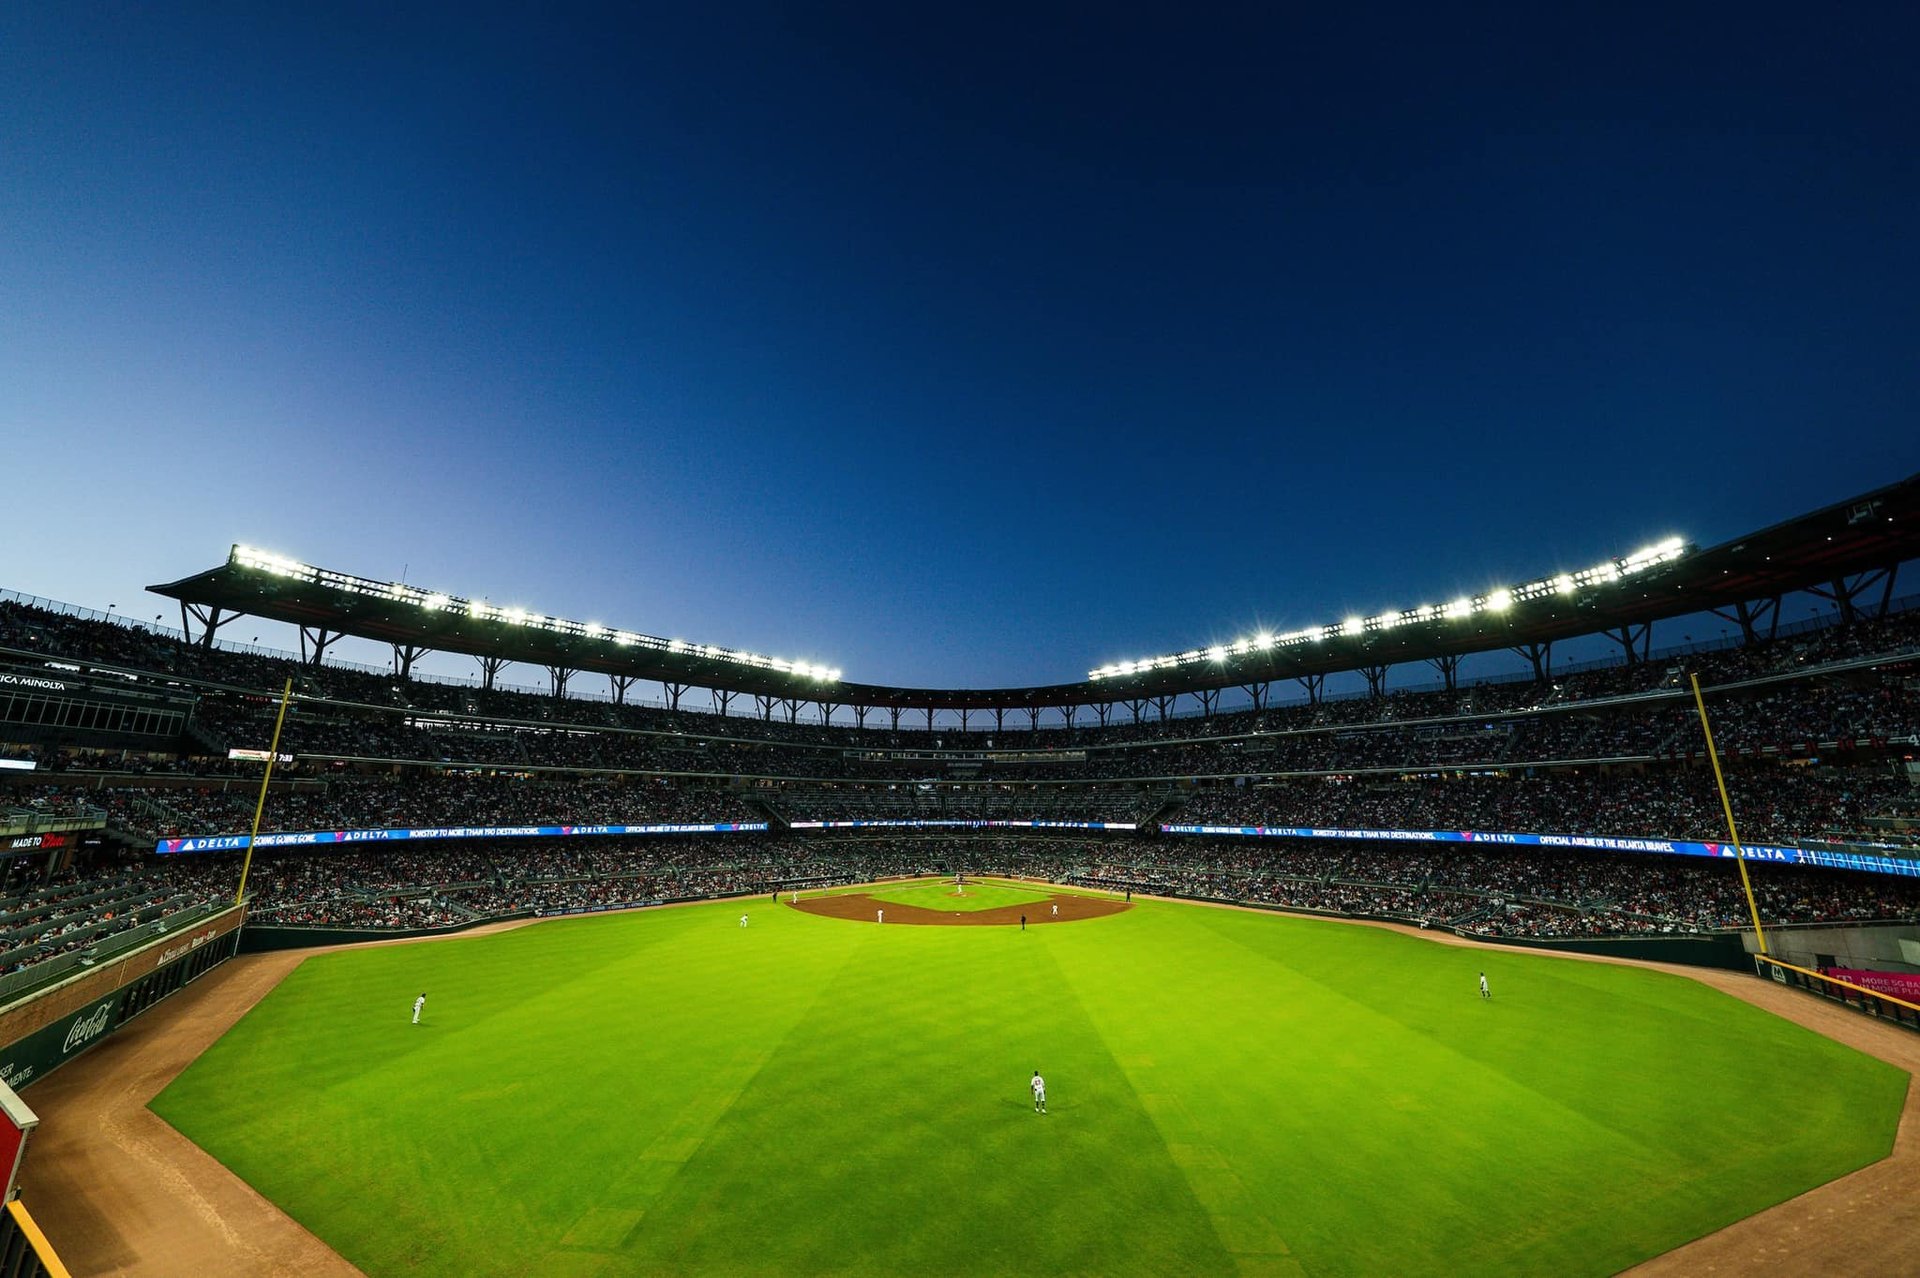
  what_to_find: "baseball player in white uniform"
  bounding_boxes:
[411,993,426,1025]
[740,913,749,928]
[1479,972,1490,999]
[1031,1069,1047,1114]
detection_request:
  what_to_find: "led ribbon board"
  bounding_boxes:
[155,822,767,854]
[1159,824,1920,879]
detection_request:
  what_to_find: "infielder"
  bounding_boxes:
[877,908,884,923]
[1031,1069,1047,1114]
[411,992,426,1025]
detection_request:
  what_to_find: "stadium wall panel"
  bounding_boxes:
[0,907,243,1091]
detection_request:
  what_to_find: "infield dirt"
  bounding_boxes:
[791,889,1129,926]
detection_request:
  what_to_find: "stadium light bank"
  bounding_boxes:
[228,545,843,682]
[1088,536,1688,681]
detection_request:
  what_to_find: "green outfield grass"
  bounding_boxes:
[153,882,1908,1277]
[866,879,1053,911]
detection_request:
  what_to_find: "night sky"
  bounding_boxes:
[3,5,1915,692]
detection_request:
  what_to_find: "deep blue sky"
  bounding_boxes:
[3,4,1915,691]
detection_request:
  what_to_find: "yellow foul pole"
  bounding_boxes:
[1688,672,1767,954]
[236,678,295,906]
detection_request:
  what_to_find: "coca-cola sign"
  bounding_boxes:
[62,1002,115,1055]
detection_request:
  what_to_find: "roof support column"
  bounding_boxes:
[298,626,341,667]
[1296,673,1324,706]
[925,707,935,731]
[1510,640,1552,682]
[1606,623,1651,665]
[782,698,802,724]
[889,706,902,731]
[819,702,838,726]
[1709,597,1779,645]
[1194,688,1220,717]
[546,665,573,699]
[661,681,689,711]
[853,705,869,729]
[1428,653,1461,692]
[1026,706,1041,731]
[994,707,1006,733]
[1123,699,1145,725]
[1094,702,1112,728]
[478,655,509,692]
[755,695,776,721]
[392,643,428,680]
[1361,665,1388,698]
[959,708,970,733]
[179,601,234,649]
[1060,704,1077,730]
[609,673,638,705]
[1240,682,1269,713]
[712,687,735,717]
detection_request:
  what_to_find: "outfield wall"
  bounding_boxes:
[0,905,244,1091]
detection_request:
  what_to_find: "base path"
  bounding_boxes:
[792,891,1130,926]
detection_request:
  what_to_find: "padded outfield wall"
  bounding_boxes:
[0,905,243,1091]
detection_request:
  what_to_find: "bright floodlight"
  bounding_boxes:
[1085,533,1689,680]
[225,545,842,682]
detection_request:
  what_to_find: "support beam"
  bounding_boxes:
[1606,623,1652,665]
[1123,699,1146,725]
[392,643,429,680]
[994,707,1006,733]
[1296,673,1324,706]
[179,601,234,649]
[713,687,735,718]
[1060,704,1078,730]
[609,673,638,705]
[756,695,776,722]
[1194,688,1220,717]
[478,655,509,692]
[661,681,689,711]
[298,626,341,668]
[781,698,803,724]
[1709,598,1780,646]
[1510,640,1552,682]
[1026,706,1041,731]
[1151,695,1174,722]
[1360,664,1388,698]
[853,705,869,729]
[925,706,935,732]
[1240,682,1269,713]
[1808,566,1900,625]
[889,705,902,731]
[1095,702,1112,728]
[959,707,970,733]
[819,702,838,726]
[1428,653,1462,693]
[546,665,573,698]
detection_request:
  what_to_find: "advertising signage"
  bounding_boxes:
[156,822,767,855]
[1158,824,1920,879]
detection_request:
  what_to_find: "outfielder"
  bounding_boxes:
[1479,971,1490,999]
[1031,1069,1047,1114]
[411,992,426,1025]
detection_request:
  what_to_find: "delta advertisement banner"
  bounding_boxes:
[1158,823,1920,880]
[786,819,1138,831]
[1824,968,1920,1003]
[155,822,768,855]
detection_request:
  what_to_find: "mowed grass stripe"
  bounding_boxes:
[155,900,865,1277]
[154,893,1907,1277]
[1049,902,1905,1276]
[611,908,1234,1276]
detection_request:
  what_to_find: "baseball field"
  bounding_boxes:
[150,881,1908,1276]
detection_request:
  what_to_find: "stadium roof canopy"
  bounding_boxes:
[149,473,1920,712]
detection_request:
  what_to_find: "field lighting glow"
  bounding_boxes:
[229,545,842,682]
[1088,536,1688,681]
